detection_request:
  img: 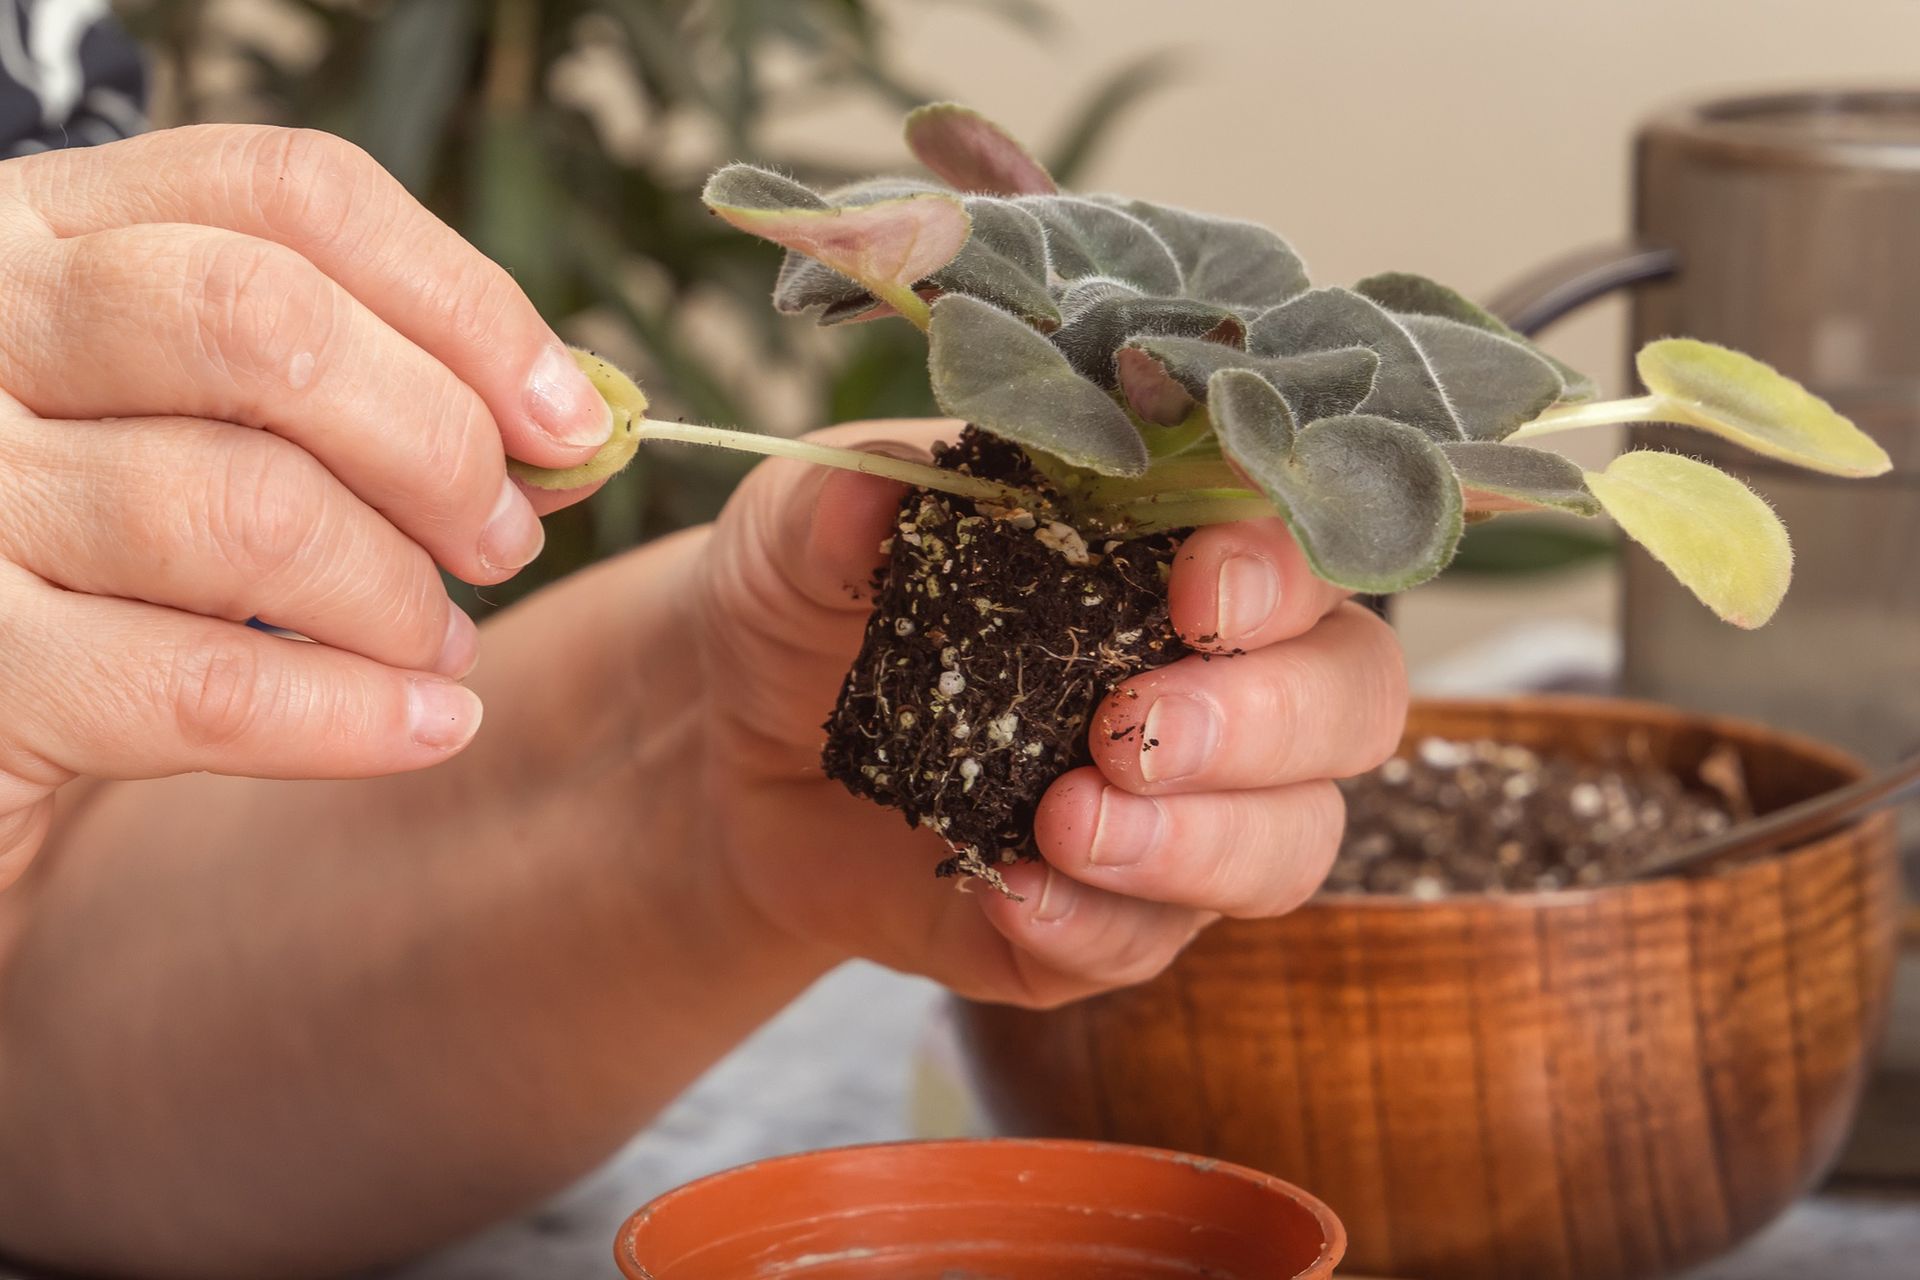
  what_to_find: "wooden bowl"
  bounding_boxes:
[956,696,1901,1280]
[614,1138,1344,1278]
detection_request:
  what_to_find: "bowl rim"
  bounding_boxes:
[613,1136,1347,1280]
[1314,692,1881,909]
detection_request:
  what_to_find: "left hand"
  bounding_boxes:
[671,421,1409,1008]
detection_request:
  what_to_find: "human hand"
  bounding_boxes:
[0,126,612,890]
[682,422,1408,1007]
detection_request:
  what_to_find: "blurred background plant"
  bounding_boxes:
[119,0,1179,613]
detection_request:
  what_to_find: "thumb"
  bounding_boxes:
[698,424,953,758]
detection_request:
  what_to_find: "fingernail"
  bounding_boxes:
[1031,867,1076,923]
[1140,693,1220,784]
[1216,553,1279,643]
[1088,789,1167,867]
[480,476,546,574]
[436,606,479,679]
[408,680,483,750]
[526,344,614,449]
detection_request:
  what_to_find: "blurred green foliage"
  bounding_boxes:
[1448,517,1615,576]
[121,0,1176,613]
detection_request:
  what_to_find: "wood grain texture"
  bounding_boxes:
[957,697,1901,1280]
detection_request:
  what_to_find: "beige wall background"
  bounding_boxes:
[766,0,1920,675]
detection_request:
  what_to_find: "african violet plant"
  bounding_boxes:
[516,104,1891,883]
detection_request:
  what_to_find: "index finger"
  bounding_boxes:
[1167,517,1351,653]
[7,125,612,471]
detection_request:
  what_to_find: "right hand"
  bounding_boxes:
[0,125,614,891]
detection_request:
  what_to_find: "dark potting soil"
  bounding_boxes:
[1328,736,1749,895]
[822,428,1188,883]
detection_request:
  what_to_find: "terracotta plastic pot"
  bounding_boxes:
[957,696,1902,1280]
[615,1138,1344,1279]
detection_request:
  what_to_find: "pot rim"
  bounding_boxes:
[1314,692,1879,909]
[1643,86,1920,173]
[614,1136,1347,1280]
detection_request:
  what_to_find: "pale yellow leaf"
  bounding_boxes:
[1585,451,1792,628]
[1637,339,1891,478]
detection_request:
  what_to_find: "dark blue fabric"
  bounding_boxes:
[0,0,147,159]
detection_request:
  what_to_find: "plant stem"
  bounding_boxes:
[1117,488,1275,533]
[1508,394,1665,441]
[634,421,1033,505]
[1084,457,1243,505]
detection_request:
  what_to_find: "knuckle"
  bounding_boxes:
[431,257,525,355]
[184,234,337,388]
[1109,932,1183,989]
[233,126,386,252]
[164,639,268,752]
[1247,783,1346,917]
[203,434,323,586]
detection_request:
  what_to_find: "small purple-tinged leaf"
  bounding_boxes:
[905,102,1058,196]
[1117,346,1197,426]
[703,164,969,328]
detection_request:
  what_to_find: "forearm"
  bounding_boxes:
[0,531,836,1279]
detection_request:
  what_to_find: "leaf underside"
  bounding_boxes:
[905,102,1058,196]
[1584,450,1792,628]
[509,349,649,491]
[704,164,970,312]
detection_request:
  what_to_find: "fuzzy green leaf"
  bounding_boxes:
[1585,450,1792,628]
[1636,339,1893,478]
[1097,197,1309,311]
[1210,369,1464,592]
[1354,270,1597,402]
[930,197,1060,328]
[1015,195,1183,295]
[1123,336,1379,427]
[771,186,1056,328]
[1442,441,1601,516]
[905,102,1058,196]
[1249,287,1462,442]
[929,295,1149,477]
[703,164,969,323]
[772,253,872,318]
[1052,295,1243,387]
[1403,315,1564,441]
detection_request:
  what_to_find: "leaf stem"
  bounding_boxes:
[1508,394,1665,441]
[634,421,1031,504]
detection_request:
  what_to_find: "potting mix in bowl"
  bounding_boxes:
[514,104,1895,1277]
